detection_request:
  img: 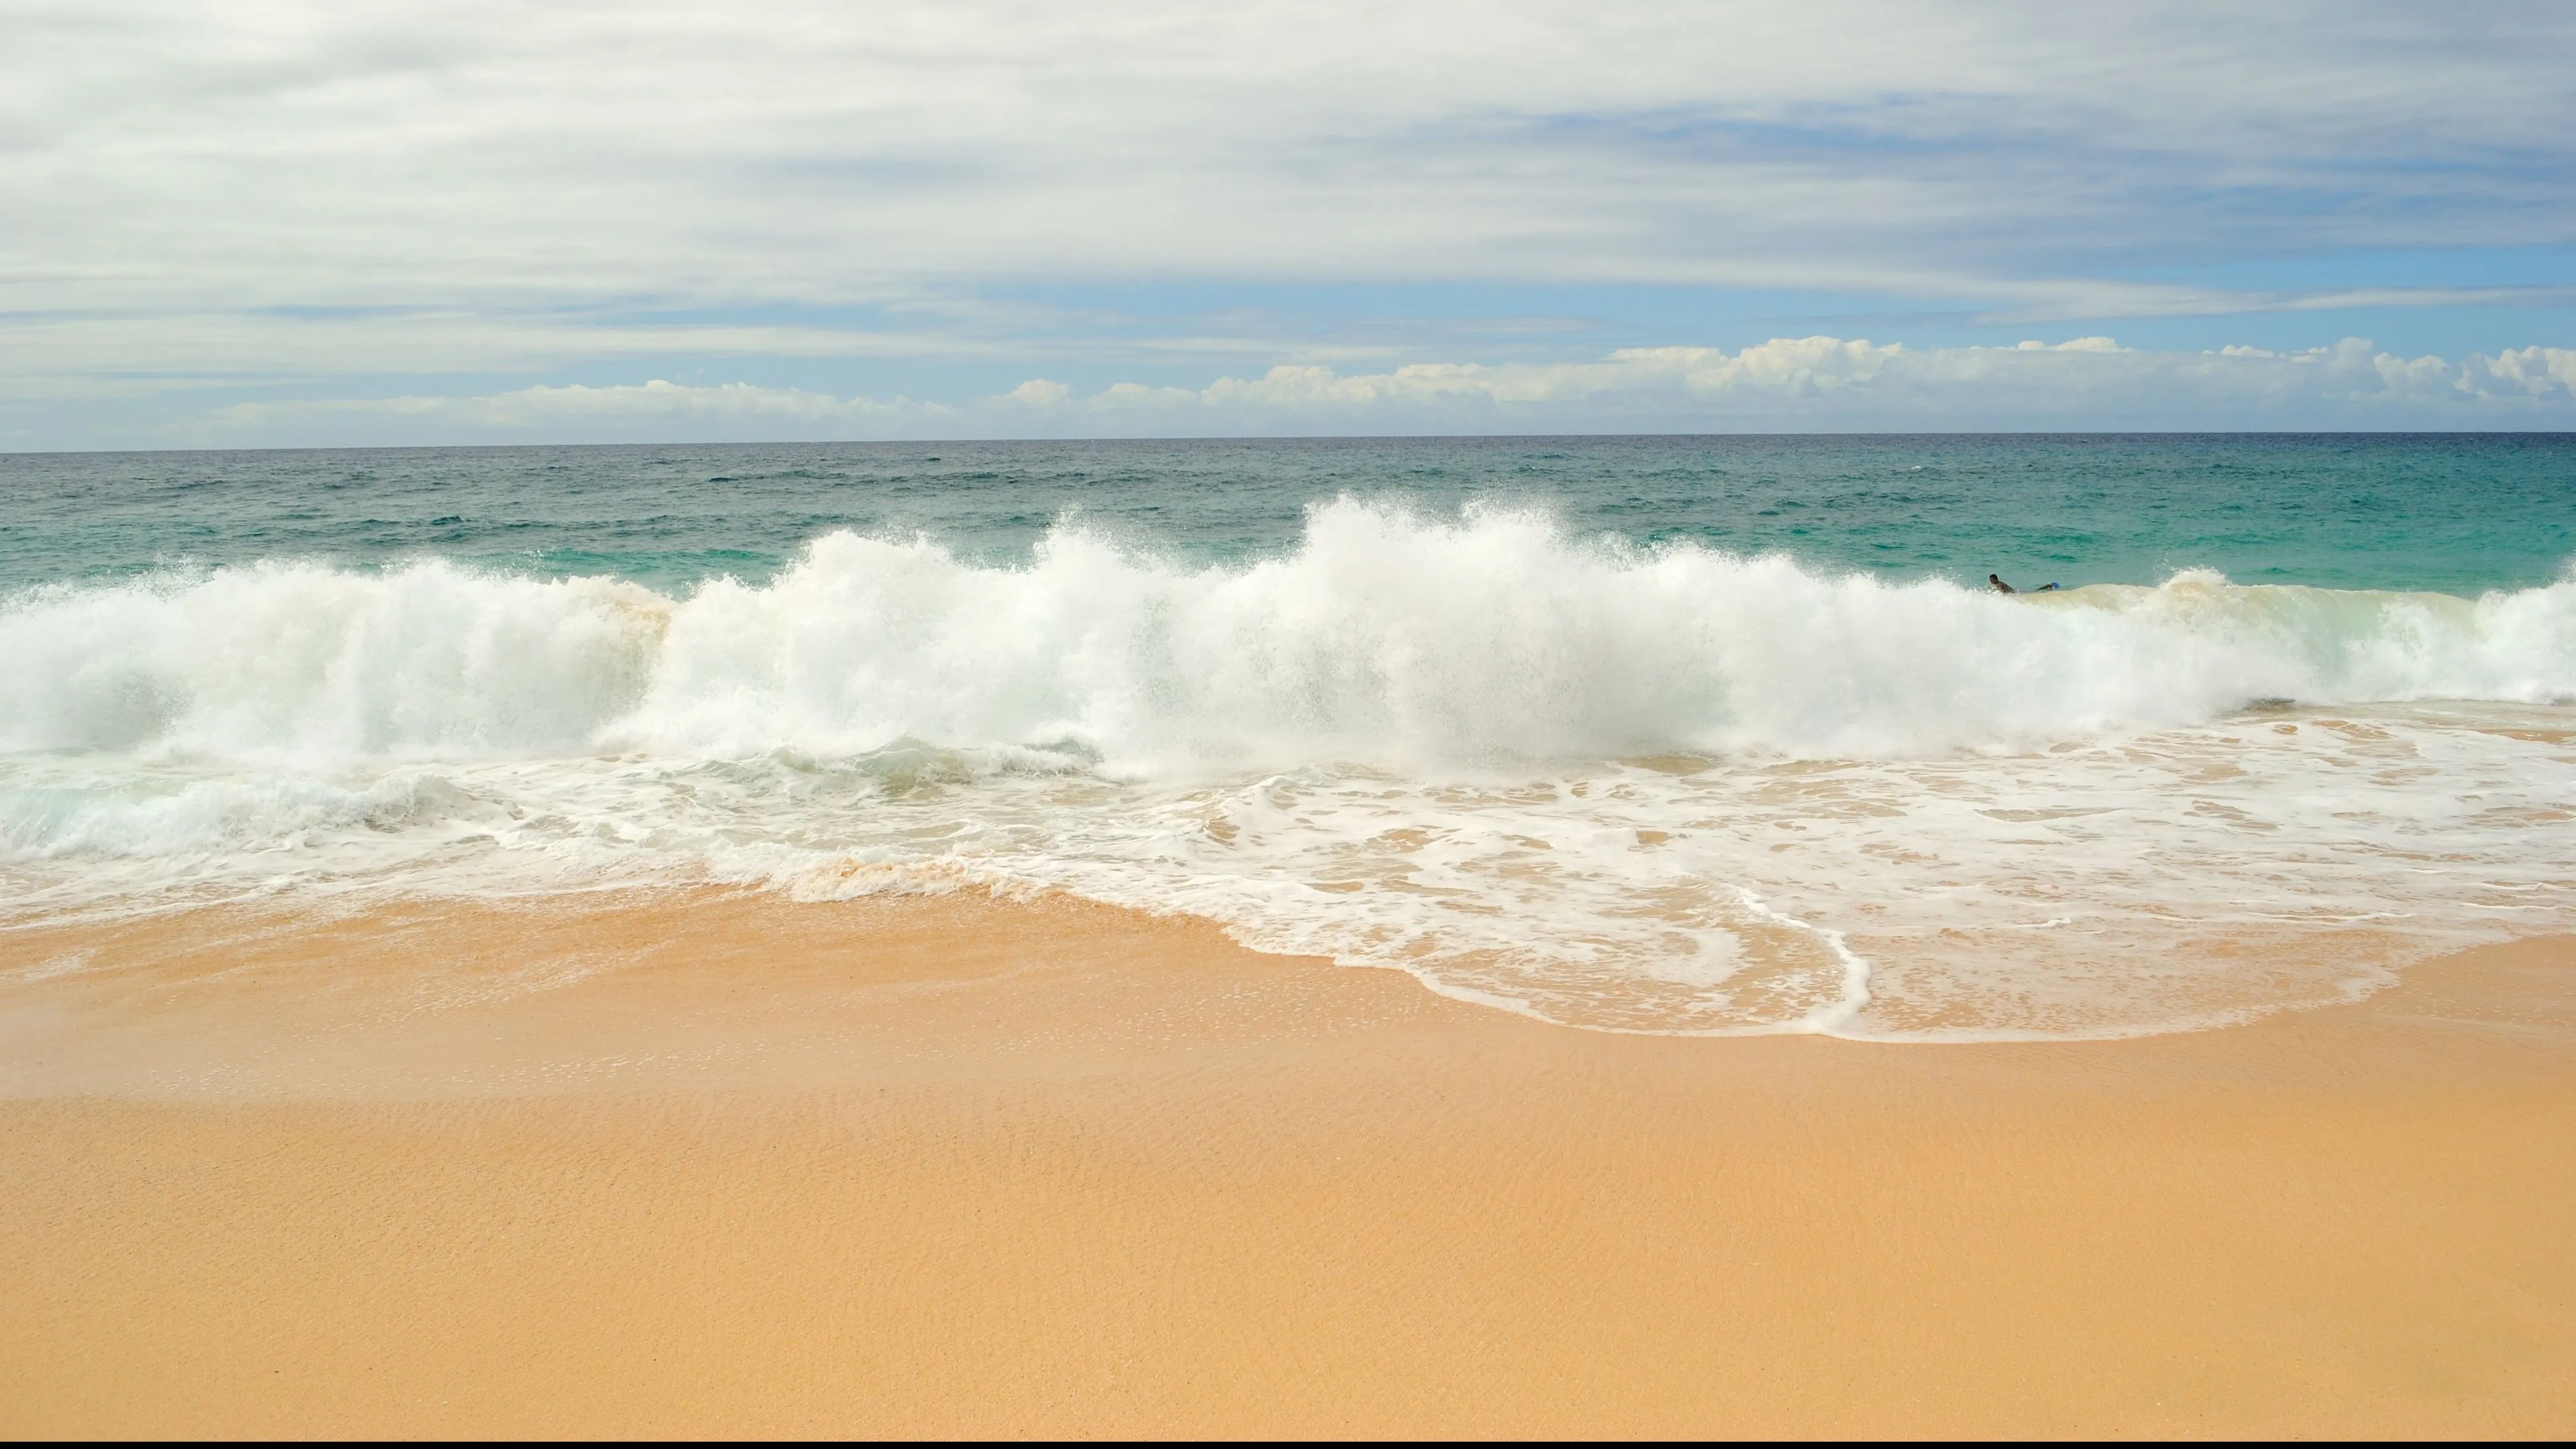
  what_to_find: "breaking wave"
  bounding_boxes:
[5,499,2573,1041]
[5,498,2571,770]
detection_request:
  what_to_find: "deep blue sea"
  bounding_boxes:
[3,434,2571,1041]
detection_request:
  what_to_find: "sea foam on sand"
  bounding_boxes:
[4,499,2573,1037]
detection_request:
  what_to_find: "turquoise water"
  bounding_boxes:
[5,433,2571,594]
[2,433,2572,1041]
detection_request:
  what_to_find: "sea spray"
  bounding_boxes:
[3,498,2572,1039]
[5,500,2572,769]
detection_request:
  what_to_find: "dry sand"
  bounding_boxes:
[3,889,2573,1438]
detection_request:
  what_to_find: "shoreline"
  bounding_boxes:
[5,889,2574,1435]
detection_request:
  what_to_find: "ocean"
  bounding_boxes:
[3,434,2571,1039]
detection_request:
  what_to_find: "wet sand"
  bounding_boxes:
[3,889,2573,1437]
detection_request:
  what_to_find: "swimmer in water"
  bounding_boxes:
[1990,573,2063,594]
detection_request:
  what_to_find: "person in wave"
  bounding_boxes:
[1989,573,2061,593]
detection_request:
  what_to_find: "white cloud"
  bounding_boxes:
[2462,345,2576,399]
[6,3,2573,317]
[999,379,1074,407]
[7,2,2570,432]
[1000,337,2576,428]
[0,311,999,400]
[210,379,955,442]
[200,337,2576,444]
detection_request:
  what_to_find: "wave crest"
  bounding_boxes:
[4,499,2571,768]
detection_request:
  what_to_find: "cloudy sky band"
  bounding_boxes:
[5,1,2572,445]
[192,337,2576,446]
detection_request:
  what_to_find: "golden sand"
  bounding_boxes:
[3,889,2573,1436]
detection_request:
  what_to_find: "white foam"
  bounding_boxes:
[4,499,2573,1038]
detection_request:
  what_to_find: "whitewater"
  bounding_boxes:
[5,493,2571,1040]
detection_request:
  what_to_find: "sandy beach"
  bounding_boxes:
[3,889,2573,1438]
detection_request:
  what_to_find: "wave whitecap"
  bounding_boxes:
[5,498,2572,770]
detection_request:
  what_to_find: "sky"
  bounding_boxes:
[5,0,2575,448]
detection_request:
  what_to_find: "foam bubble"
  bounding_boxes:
[7,500,2573,769]
[4,499,2572,1037]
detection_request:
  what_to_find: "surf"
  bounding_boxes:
[3,498,2571,774]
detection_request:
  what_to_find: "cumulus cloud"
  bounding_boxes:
[206,338,2576,444]
[1013,337,2576,430]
